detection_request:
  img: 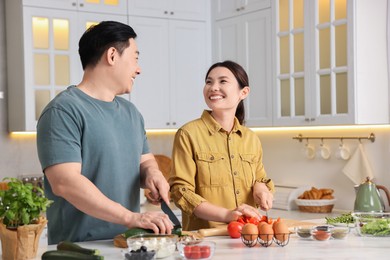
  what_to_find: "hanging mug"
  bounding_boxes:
[318,142,331,160]
[302,142,316,159]
[336,142,350,160]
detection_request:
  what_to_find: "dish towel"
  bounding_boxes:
[342,143,374,185]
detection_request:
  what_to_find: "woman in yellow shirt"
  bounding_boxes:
[169,60,274,231]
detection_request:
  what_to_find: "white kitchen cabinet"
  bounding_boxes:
[5,0,127,131]
[22,0,127,15]
[128,0,208,21]
[273,0,389,126]
[212,0,270,20]
[129,16,210,129]
[213,9,273,126]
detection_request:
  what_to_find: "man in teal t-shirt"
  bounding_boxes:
[36,21,173,244]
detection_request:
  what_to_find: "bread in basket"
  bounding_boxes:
[295,187,336,213]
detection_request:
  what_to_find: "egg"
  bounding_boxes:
[258,222,274,242]
[273,219,289,242]
[241,223,258,245]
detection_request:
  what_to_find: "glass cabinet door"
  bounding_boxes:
[24,8,79,124]
[274,0,349,126]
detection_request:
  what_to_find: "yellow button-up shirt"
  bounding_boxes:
[169,110,274,231]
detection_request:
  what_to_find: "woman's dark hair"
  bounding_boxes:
[205,60,249,125]
[78,21,137,70]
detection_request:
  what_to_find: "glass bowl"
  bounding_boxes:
[330,226,350,239]
[126,234,178,259]
[176,240,216,260]
[296,226,313,239]
[310,225,332,241]
[352,212,390,237]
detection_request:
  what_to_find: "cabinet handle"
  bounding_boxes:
[304,118,316,122]
[72,2,76,6]
[236,8,240,11]
[240,6,245,10]
[170,11,174,15]
[166,122,170,126]
[172,122,176,126]
[79,3,84,7]
[164,10,168,14]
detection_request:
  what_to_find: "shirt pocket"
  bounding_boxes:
[196,152,229,187]
[239,153,258,187]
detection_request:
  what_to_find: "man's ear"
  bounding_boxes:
[106,47,116,64]
[240,86,250,100]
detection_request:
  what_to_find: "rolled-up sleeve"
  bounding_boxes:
[169,129,206,215]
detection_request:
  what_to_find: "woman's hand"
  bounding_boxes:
[227,203,261,223]
[253,182,273,211]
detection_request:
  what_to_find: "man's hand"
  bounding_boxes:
[140,154,170,205]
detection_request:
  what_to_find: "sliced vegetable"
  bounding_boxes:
[122,226,182,239]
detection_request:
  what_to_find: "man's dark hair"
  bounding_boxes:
[78,21,137,70]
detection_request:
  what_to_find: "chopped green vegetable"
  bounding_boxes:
[361,219,390,236]
[325,212,354,225]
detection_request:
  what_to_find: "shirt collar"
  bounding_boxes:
[201,110,243,136]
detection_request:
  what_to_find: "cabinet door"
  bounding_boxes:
[212,0,270,20]
[23,0,127,15]
[129,17,209,129]
[168,19,210,128]
[214,10,272,126]
[128,0,208,21]
[273,0,351,126]
[128,17,171,128]
[242,10,272,126]
[19,7,80,131]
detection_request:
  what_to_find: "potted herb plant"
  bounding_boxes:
[0,177,53,259]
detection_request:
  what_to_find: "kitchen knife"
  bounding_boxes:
[161,200,182,229]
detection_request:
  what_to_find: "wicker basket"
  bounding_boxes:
[295,199,336,213]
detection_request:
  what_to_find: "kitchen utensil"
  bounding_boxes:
[353,177,390,212]
[161,200,182,229]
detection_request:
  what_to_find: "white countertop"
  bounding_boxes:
[3,206,387,260]
[6,227,390,260]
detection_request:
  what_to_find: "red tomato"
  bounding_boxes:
[227,221,244,238]
[200,246,211,258]
[184,246,192,258]
[237,215,260,225]
[190,246,201,259]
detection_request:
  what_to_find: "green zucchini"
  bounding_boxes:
[57,241,100,255]
[41,250,104,260]
[122,226,182,239]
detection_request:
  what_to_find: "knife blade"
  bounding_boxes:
[161,200,182,229]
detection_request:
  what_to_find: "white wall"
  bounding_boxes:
[147,127,390,212]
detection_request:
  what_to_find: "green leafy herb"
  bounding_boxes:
[0,177,53,227]
[361,219,390,236]
[325,212,354,225]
